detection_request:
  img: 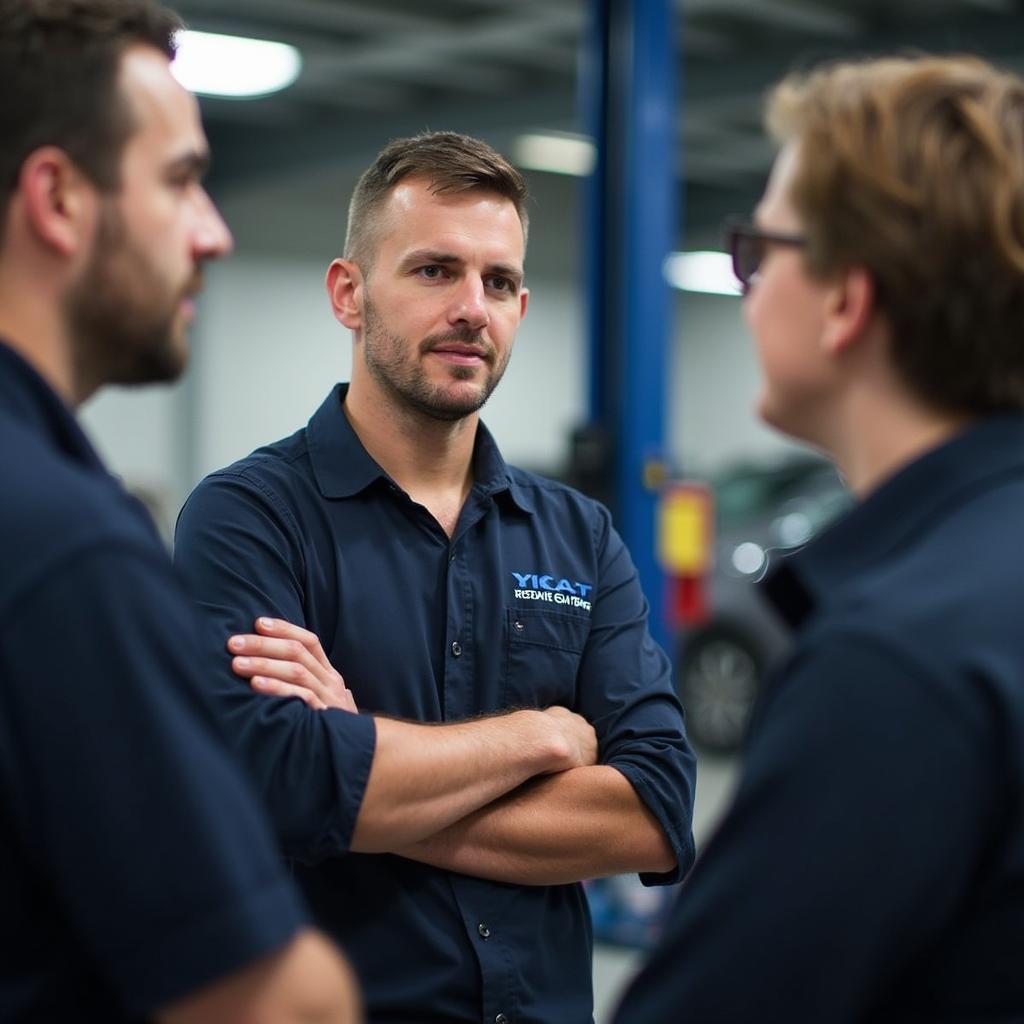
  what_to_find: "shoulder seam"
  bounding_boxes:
[205,465,306,547]
[194,464,309,581]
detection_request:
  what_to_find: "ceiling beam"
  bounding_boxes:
[174,0,443,37]
[204,90,578,192]
[293,6,582,86]
[683,0,863,37]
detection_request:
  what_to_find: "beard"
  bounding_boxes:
[361,292,511,422]
[65,200,199,394]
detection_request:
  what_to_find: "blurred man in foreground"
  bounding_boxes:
[0,2,358,1019]
[614,53,1024,1023]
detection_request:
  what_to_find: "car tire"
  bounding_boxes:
[678,627,761,753]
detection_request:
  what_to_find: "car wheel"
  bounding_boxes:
[678,628,761,753]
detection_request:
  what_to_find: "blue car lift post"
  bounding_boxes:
[581,0,678,650]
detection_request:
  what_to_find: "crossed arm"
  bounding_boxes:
[174,461,694,886]
[230,619,679,884]
[394,766,675,885]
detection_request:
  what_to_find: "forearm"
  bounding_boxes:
[351,710,583,852]
[394,765,676,885]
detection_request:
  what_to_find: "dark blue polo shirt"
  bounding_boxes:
[174,382,696,1024]
[0,341,308,1022]
[614,415,1024,1023]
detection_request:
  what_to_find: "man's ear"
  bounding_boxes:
[326,258,364,330]
[18,147,98,258]
[822,264,876,356]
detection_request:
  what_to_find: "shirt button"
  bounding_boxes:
[512,620,525,633]
[451,641,463,657]
[477,922,491,939]
[495,1015,509,1024]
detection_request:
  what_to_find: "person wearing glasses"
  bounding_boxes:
[614,54,1024,1022]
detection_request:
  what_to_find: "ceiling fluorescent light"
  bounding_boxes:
[514,132,596,176]
[663,250,742,296]
[172,30,302,98]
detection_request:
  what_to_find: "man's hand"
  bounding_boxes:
[228,618,357,712]
[158,928,362,1024]
[540,705,598,772]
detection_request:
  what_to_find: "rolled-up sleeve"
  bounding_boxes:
[580,506,697,884]
[175,471,376,863]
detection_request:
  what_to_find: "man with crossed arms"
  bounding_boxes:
[175,131,696,1023]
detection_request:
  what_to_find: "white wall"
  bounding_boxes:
[188,257,352,481]
[79,376,187,540]
[80,381,181,486]
[672,292,796,475]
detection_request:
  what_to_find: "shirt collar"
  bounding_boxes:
[470,415,536,513]
[0,339,106,473]
[763,414,1024,629]
[307,384,387,498]
[307,382,535,514]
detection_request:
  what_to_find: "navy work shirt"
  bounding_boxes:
[0,342,308,1021]
[614,415,1024,1023]
[175,383,696,1024]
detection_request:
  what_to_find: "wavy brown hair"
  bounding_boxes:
[768,55,1024,414]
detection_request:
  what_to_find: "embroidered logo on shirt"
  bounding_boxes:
[511,572,593,611]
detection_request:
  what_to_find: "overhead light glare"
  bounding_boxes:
[513,132,596,177]
[663,250,742,296]
[172,29,302,98]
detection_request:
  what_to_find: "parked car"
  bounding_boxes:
[676,455,851,753]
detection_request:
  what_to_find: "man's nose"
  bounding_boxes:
[192,186,234,261]
[448,275,489,330]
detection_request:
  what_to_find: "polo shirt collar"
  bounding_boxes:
[0,339,105,473]
[472,416,536,514]
[306,382,535,514]
[306,384,386,498]
[763,414,1024,628]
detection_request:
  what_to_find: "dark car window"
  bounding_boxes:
[713,459,842,532]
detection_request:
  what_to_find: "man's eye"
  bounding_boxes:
[169,173,201,193]
[418,265,446,280]
[488,276,515,293]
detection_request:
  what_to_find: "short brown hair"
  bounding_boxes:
[344,131,530,270]
[767,55,1024,415]
[0,0,180,218]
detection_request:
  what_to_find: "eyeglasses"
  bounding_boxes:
[724,220,807,293]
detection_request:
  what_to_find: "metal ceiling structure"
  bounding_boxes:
[173,0,1024,245]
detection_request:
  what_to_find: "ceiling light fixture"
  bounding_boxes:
[663,250,741,296]
[513,132,596,177]
[172,30,302,98]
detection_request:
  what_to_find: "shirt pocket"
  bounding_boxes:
[501,607,590,710]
